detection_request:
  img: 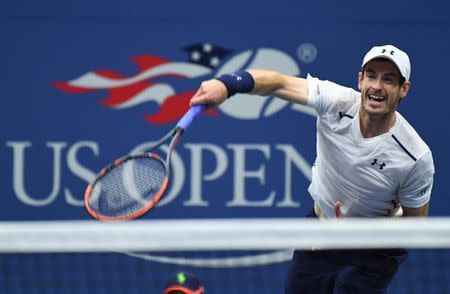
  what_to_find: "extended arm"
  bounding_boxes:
[248,70,308,104]
[190,69,309,107]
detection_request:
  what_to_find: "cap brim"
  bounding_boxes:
[362,54,407,80]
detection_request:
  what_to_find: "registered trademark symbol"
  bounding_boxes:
[297,43,317,63]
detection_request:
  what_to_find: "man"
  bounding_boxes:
[190,45,435,293]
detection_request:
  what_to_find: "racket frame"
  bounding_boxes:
[84,105,204,221]
[84,128,183,221]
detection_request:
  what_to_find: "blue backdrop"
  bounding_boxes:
[1,1,449,293]
[2,0,448,221]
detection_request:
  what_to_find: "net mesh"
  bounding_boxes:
[87,156,167,218]
[1,219,449,294]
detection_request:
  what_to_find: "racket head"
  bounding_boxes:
[84,152,169,221]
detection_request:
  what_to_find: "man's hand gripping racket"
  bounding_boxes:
[84,105,206,221]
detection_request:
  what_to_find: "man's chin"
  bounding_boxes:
[362,104,387,116]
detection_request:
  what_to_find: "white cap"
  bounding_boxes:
[362,45,411,81]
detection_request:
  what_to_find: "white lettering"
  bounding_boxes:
[184,143,228,206]
[226,144,276,207]
[275,144,311,207]
[7,141,66,206]
[5,141,312,209]
[64,141,100,206]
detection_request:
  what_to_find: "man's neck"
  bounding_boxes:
[359,109,397,138]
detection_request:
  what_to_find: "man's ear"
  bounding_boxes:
[400,80,411,99]
[358,72,363,91]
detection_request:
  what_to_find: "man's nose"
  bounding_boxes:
[373,78,384,89]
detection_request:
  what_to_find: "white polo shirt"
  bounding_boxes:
[306,75,434,218]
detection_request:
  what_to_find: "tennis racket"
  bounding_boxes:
[84,105,206,221]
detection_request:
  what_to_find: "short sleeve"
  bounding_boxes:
[398,151,435,208]
[306,74,327,114]
[306,74,360,117]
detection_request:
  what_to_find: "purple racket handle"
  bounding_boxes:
[176,105,206,130]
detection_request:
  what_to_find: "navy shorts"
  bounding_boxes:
[285,210,408,294]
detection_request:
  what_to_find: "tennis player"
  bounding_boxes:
[190,44,435,293]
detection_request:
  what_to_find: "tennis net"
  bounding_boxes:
[0,218,449,293]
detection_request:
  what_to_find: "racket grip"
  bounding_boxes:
[176,105,206,130]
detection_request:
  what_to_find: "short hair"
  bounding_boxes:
[362,58,406,85]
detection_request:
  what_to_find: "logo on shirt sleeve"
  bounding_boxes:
[417,186,430,197]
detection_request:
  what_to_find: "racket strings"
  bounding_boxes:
[88,156,167,218]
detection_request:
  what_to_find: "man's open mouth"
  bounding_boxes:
[368,94,386,102]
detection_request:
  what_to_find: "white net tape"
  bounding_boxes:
[0,218,449,253]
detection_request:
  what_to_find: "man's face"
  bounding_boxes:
[358,59,410,117]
